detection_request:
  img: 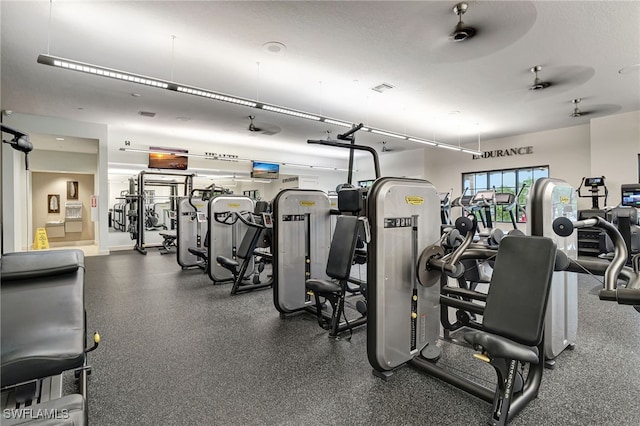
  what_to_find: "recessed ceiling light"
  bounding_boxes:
[131,93,141,97]
[176,116,191,121]
[618,64,640,74]
[138,111,156,118]
[262,41,287,55]
[371,83,394,93]
[55,137,65,141]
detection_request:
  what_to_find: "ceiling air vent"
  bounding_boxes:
[371,83,394,93]
[138,111,156,118]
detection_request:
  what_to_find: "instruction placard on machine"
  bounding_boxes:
[384,217,413,228]
[282,214,306,222]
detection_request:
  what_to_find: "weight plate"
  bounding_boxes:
[417,244,445,288]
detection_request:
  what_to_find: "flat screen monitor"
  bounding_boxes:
[251,161,279,179]
[473,190,494,202]
[585,177,605,186]
[148,147,188,170]
[621,184,640,208]
[358,180,375,188]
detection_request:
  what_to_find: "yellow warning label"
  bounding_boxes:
[405,196,424,205]
[34,228,50,250]
[560,196,570,204]
[228,203,241,208]
[300,201,316,207]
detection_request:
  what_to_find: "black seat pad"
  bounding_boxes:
[216,255,239,269]
[159,233,176,240]
[464,331,539,364]
[188,247,208,258]
[2,250,81,280]
[1,251,85,387]
[305,279,341,294]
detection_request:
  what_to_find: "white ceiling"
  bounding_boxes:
[1,1,639,161]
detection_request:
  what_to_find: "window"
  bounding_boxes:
[461,165,549,223]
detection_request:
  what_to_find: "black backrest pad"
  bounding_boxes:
[237,226,262,259]
[326,215,360,280]
[483,235,557,346]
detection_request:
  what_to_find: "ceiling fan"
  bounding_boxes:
[247,116,281,135]
[528,65,552,90]
[380,141,399,153]
[450,2,477,42]
[569,98,610,118]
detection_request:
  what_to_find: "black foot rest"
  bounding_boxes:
[464,331,539,364]
[216,256,239,269]
[306,279,341,295]
[159,233,177,241]
[1,250,85,388]
[2,394,86,426]
[188,247,208,259]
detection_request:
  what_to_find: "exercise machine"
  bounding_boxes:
[177,191,209,269]
[304,213,369,337]
[439,191,451,225]
[207,195,255,283]
[216,211,273,295]
[494,183,527,230]
[1,128,98,424]
[577,176,608,211]
[469,189,496,235]
[272,189,332,314]
[553,215,639,311]
[367,177,559,425]
[526,177,578,366]
[133,171,194,255]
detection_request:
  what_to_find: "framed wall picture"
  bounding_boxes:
[48,194,60,213]
[67,181,79,200]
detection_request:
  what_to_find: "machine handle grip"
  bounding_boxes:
[552,216,629,297]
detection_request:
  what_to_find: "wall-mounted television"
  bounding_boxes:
[621,184,640,208]
[251,161,279,179]
[148,147,188,170]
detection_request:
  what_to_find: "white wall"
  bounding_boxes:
[353,148,427,183]
[424,124,593,209]
[590,110,640,205]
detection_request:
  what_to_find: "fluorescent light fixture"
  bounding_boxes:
[462,148,483,155]
[309,165,337,171]
[323,119,353,128]
[176,86,256,107]
[38,54,168,88]
[119,147,149,154]
[39,53,476,157]
[234,178,272,183]
[371,129,407,139]
[408,137,437,146]
[108,168,145,175]
[281,163,352,172]
[262,105,320,121]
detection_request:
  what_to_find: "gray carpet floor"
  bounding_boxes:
[78,250,640,425]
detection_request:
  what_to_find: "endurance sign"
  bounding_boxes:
[472,146,533,160]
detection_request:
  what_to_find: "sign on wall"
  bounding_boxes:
[472,146,533,160]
